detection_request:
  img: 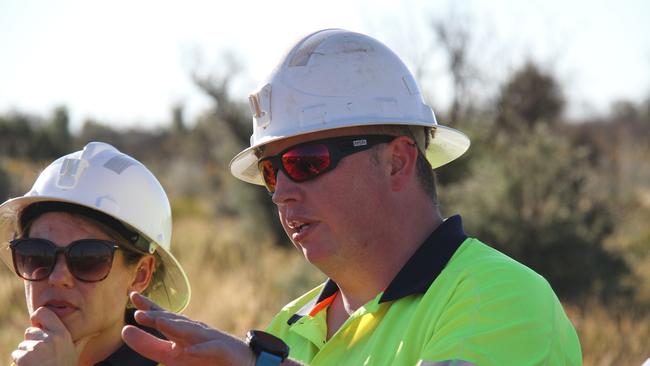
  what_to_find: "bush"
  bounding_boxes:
[442,122,629,301]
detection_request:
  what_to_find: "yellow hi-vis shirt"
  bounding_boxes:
[266,215,582,365]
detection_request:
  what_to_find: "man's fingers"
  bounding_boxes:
[132,309,189,330]
[129,292,219,344]
[125,308,228,363]
[129,291,163,311]
[149,315,220,345]
[122,324,176,364]
[30,307,67,333]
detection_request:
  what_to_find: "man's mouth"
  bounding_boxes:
[287,220,311,234]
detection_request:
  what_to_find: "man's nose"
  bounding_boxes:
[271,170,302,205]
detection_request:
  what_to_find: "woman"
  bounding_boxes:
[0,142,191,365]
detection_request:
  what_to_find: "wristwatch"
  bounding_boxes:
[246,330,290,366]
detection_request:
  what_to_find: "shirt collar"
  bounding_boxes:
[379,214,467,303]
[288,215,467,324]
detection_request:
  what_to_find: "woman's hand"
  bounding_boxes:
[11,307,96,366]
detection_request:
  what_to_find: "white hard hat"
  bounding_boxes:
[230,28,471,185]
[0,142,190,312]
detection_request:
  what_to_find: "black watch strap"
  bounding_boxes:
[246,330,289,366]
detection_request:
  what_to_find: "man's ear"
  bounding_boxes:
[130,255,155,293]
[387,136,419,192]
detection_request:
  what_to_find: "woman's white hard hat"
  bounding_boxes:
[0,142,191,312]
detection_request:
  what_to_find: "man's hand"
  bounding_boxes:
[11,307,96,366]
[121,292,256,366]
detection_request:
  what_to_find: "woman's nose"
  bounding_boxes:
[47,254,75,288]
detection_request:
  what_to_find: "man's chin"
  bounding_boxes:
[302,248,334,268]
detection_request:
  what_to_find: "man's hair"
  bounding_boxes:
[367,125,438,203]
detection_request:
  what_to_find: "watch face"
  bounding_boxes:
[247,330,290,360]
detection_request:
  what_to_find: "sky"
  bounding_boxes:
[1,0,649,131]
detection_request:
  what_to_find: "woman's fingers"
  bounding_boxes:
[24,327,47,341]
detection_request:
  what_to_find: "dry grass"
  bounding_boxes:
[0,272,29,364]
[172,215,325,333]
[1,214,648,365]
[566,301,650,365]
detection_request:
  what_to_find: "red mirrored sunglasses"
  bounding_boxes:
[257,135,396,193]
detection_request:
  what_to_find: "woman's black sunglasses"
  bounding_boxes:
[10,238,126,282]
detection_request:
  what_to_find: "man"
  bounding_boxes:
[122,29,582,365]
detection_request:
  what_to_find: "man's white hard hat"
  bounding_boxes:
[230,28,471,185]
[0,142,191,312]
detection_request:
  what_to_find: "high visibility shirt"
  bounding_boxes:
[266,215,582,365]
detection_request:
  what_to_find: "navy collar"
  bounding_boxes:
[380,214,467,302]
[94,309,162,366]
[288,215,468,325]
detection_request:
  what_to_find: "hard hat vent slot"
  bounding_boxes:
[57,158,87,189]
[104,156,135,174]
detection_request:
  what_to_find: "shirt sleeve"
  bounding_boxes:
[419,263,582,365]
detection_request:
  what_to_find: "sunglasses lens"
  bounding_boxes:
[259,159,278,193]
[282,144,331,182]
[67,241,115,282]
[12,239,55,280]
[11,239,116,282]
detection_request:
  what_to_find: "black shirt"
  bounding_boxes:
[94,309,162,366]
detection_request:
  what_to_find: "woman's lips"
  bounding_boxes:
[44,300,78,318]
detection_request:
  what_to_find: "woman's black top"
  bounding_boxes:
[94,309,163,366]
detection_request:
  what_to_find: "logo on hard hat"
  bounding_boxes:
[353,139,369,147]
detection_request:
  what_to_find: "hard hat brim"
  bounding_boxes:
[229,123,470,185]
[0,195,191,313]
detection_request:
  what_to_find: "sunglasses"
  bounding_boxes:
[10,238,125,282]
[258,135,396,193]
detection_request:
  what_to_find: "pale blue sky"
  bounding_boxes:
[1,0,649,130]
